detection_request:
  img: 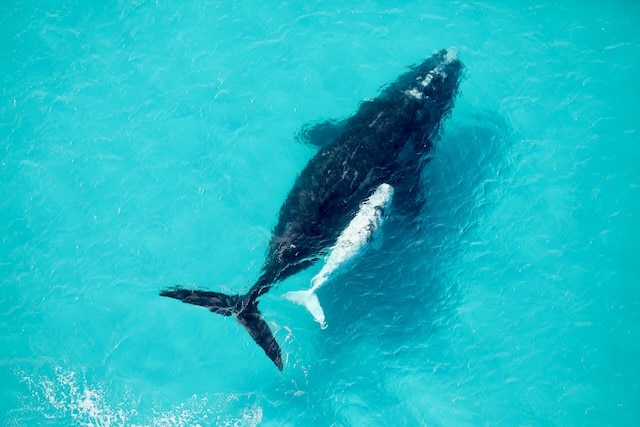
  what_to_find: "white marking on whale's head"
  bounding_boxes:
[418,48,458,90]
[444,47,458,64]
[420,72,434,87]
[404,88,423,99]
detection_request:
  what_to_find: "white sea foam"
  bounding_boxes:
[14,367,262,427]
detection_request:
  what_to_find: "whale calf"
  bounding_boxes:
[283,182,394,328]
[160,49,464,370]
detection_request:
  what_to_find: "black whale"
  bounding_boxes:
[161,49,464,370]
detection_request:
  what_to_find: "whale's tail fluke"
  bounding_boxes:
[160,287,283,370]
[283,289,326,328]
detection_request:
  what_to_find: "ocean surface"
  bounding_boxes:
[2,0,639,425]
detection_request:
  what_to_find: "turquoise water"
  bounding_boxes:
[2,0,639,425]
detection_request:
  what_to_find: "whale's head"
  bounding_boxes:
[400,49,464,105]
[381,49,464,153]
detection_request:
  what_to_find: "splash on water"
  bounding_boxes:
[14,367,263,427]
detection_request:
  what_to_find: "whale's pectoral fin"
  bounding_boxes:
[296,119,346,148]
[160,287,283,370]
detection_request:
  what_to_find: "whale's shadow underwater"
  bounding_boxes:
[161,49,465,370]
[316,110,515,359]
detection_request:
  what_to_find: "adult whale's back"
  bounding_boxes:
[161,49,464,370]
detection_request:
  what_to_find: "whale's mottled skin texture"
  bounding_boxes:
[161,49,464,370]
